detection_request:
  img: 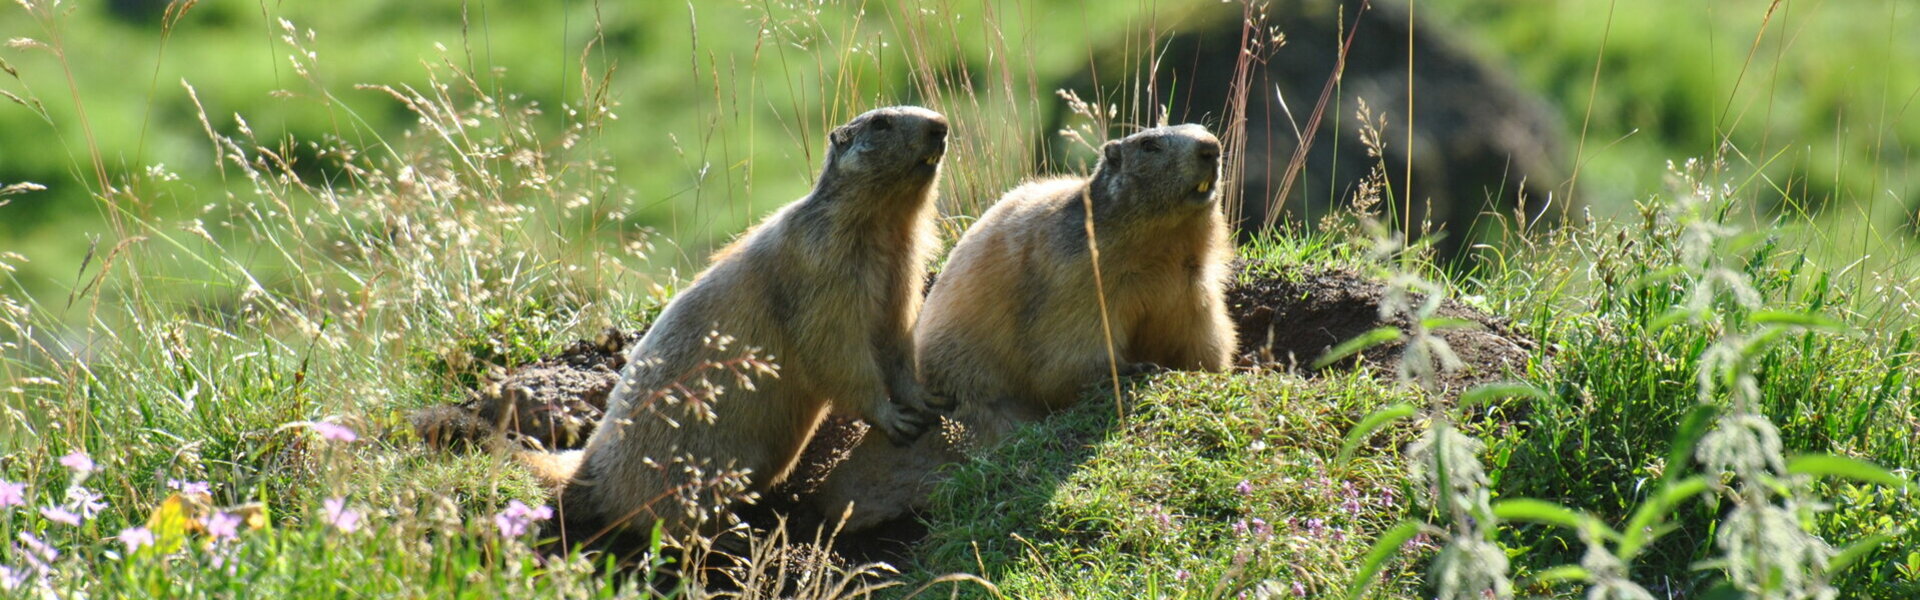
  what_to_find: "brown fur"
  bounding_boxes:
[529,107,954,544]
[807,124,1237,531]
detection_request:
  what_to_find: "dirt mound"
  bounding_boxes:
[412,327,641,451]
[410,261,1535,560]
[1227,262,1534,390]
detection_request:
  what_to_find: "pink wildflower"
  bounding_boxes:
[38,506,80,526]
[1235,480,1254,496]
[167,479,212,496]
[311,422,358,443]
[323,497,362,534]
[58,451,94,474]
[0,480,23,508]
[118,527,156,552]
[206,512,242,541]
[493,500,555,537]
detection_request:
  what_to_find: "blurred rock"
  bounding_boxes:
[1045,0,1575,260]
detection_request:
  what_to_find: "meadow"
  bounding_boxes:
[1,0,1916,598]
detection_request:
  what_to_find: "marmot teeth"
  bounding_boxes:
[1197,181,1212,193]
[924,156,938,165]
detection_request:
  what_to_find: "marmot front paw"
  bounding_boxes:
[870,399,939,446]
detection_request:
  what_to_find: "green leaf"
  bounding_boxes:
[1458,383,1549,409]
[1651,307,1698,331]
[1619,476,1711,560]
[1698,581,1750,600]
[1345,520,1421,600]
[1663,404,1719,485]
[1492,499,1618,541]
[1749,309,1843,331]
[1337,403,1418,467]
[1420,316,1481,332]
[1313,326,1403,369]
[1525,565,1592,585]
[1628,265,1688,292]
[1830,533,1894,573]
[1787,454,1914,490]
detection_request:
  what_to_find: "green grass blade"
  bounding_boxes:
[1337,403,1418,468]
[1786,454,1914,490]
[1313,326,1404,369]
[1829,533,1895,574]
[1492,498,1619,541]
[1344,519,1421,600]
[1618,476,1711,561]
[1458,383,1550,409]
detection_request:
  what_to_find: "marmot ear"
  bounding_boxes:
[1101,140,1123,169]
[831,124,856,147]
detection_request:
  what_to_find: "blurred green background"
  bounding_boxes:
[3,0,1917,306]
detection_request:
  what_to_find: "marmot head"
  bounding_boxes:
[1092,124,1222,214]
[823,106,950,186]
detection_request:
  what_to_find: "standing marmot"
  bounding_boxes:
[532,106,954,544]
[805,124,1237,531]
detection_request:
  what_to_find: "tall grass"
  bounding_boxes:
[1,0,1917,598]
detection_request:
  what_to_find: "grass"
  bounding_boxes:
[2,0,1918,598]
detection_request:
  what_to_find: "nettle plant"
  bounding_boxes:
[1336,158,1912,600]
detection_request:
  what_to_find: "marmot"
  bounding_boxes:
[534,106,954,544]
[805,124,1237,531]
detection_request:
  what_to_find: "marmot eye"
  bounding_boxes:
[869,116,893,131]
[1139,138,1162,152]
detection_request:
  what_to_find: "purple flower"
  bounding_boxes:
[16,533,57,563]
[59,451,95,474]
[323,497,362,534]
[1233,519,1250,536]
[0,480,23,508]
[311,422,358,443]
[1235,480,1254,496]
[67,487,106,519]
[493,500,554,537]
[1341,496,1365,516]
[38,506,80,526]
[206,512,242,541]
[1292,581,1308,597]
[1249,517,1273,540]
[1174,569,1192,582]
[1304,517,1326,537]
[118,527,156,552]
[0,565,25,591]
[167,479,212,496]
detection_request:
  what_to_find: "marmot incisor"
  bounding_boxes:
[532,106,954,542]
[805,124,1237,531]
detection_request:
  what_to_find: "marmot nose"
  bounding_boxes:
[1196,140,1221,163]
[927,121,949,141]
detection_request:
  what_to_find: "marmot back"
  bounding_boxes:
[806,124,1238,532]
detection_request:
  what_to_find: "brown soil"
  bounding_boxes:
[1227,261,1534,392]
[411,327,641,451]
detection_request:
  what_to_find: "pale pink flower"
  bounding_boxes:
[67,487,106,519]
[206,512,242,541]
[167,479,212,496]
[1235,479,1254,496]
[310,422,358,443]
[58,451,95,474]
[493,500,554,537]
[38,506,80,526]
[118,527,156,552]
[1174,569,1192,582]
[323,497,362,534]
[1292,581,1309,597]
[0,480,23,508]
